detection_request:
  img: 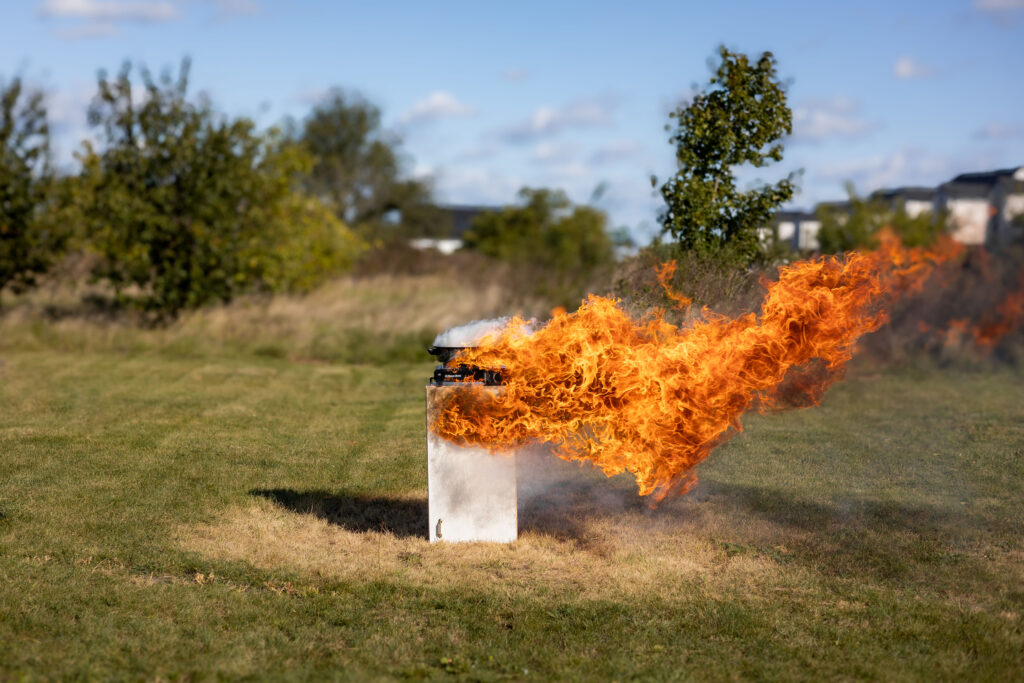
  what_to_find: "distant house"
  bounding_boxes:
[936,167,1024,246]
[870,187,935,219]
[408,204,497,255]
[797,166,1023,251]
[773,210,822,251]
[988,168,1024,246]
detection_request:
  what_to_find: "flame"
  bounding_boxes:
[431,233,963,501]
[954,267,1024,351]
[924,256,1024,353]
[655,261,692,309]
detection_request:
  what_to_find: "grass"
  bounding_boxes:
[0,271,519,365]
[1,279,1023,680]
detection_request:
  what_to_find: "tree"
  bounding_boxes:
[296,89,437,237]
[78,60,362,317]
[658,46,797,265]
[817,183,949,253]
[0,77,62,298]
[463,188,614,299]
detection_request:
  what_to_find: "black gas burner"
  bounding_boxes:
[427,346,503,386]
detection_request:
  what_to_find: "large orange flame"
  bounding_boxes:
[431,233,963,501]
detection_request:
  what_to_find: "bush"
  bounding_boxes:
[462,188,615,307]
[614,240,767,319]
[0,77,66,300]
[817,183,949,253]
[76,59,363,318]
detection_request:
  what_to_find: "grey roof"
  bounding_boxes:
[872,186,935,201]
[940,181,992,199]
[950,168,1019,185]
[816,200,852,212]
[775,210,817,222]
[438,204,501,236]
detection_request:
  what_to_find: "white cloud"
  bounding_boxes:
[893,56,933,79]
[290,88,331,106]
[433,166,523,207]
[974,0,1024,10]
[39,0,180,22]
[589,140,639,165]
[55,19,119,38]
[502,68,527,82]
[40,0,259,37]
[817,147,955,192]
[410,161,436,182]
[46,87,93,131]
[452,141,501,163]
[531,142,577,164]
[542,162,590,181]
[975,0,1024,25]
[396,91,475,126]
[975,122,1023,140]
[211,0,260,16]
[498,97,615,143]
[790,97,875,143]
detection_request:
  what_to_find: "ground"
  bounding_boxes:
[0,283,1022,680]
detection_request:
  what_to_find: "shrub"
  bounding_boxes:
[817,183,949,253]
[0,77,65,300]
[463,187,615,307]
[76,60,363,318]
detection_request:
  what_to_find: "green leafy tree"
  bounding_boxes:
[0,77,63,298]
[297,89,439,237]
[463,188,614,299]
[658,46,797,265]
[78,60,362,317]
[817,183,949,253]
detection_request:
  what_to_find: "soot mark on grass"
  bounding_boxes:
[252,488,427,539]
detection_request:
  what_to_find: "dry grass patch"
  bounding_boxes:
[177,497,797,604]
[177,452,810,607]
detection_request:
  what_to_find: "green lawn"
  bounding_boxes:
[1,342,1022,680]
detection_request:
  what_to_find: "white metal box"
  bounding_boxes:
[426,385,517,543]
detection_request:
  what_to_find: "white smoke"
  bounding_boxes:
[433,317,535,348]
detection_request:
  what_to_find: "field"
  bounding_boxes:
[1,277,1023,681]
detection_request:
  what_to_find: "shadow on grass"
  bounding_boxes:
[251,488,428,539]
[686,480,1009,586]
[697,479,1017,544]
[516,450,1005,584]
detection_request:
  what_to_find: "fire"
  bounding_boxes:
[966,268,1024,351]
[924,259,1024,353]
[431,233,963,501]
[655,261,692,309]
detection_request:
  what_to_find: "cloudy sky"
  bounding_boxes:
[3,0,1023,241]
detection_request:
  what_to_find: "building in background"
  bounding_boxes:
[870,187,936,219]
[408,204,496,254]
[935,167,1024,247]
[418,168,1023,257]
[991,168,1024,247]
[771,165,1024,252]
[773,210,822,251]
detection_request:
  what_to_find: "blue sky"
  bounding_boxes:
[3,0,1023,240]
